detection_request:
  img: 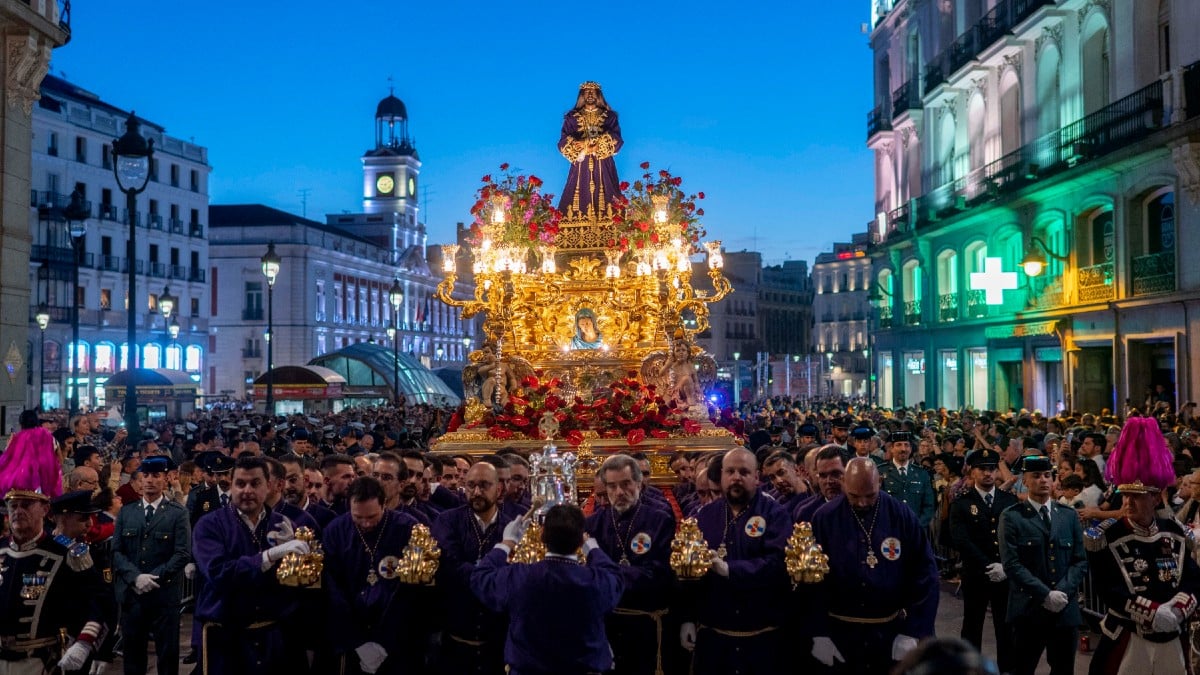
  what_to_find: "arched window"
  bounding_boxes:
[1146,191,1175,254]
[968,93,987,172]
[94,343,116,374]
[1089,210,1114,266]
[1081,16,1111,116]
[68,340,90,372]
[902,259,923,325]
[964,241,988,317]
[164,345,182,370]
[1036,44,1061,136]
[143,343,162,370]
[936,250,959,321]
[999,70,1022,155]
[938,112,957,186]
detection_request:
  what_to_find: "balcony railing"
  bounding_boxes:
[242,348,263,359]
[169,218,184,234]
[169,264,188,280]
[243,308,264,321]
[903,300,922,326]
[189,223,204,238]
[99,204,119,221]
[965,290,988,318]
[122,209,141,227]
[29,305,73,324]
[924,0,1055,96]
[938,292,958,322]
[868,105,892,139]
[1078,262,1114,303]
[887,79,1165,237]
[1131,251,1175,296]
[148,214,164,230]
[98,255,121,272]
[148,262,166,277]
[891,79,922,120]
[31,244,74,266]
[877,305,893,329]
[189,268,206,283]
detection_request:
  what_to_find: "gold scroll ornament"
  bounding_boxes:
[670,517,713,579]
[395,524,441,585]
[785,522,830,586]
[276,527,324,588]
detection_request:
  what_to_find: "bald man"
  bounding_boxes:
[679,447,791,675]
[807,457,939,673]
[431,461,523,674]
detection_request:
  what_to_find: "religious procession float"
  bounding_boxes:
[429,82,740,484]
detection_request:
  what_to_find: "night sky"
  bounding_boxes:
[52,1,874,265]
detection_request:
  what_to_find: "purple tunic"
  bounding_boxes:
[557,107,623,218]
[471,547,623,674]
[431,502,523,641]
[585,498,675,610]
[192,505,299,627]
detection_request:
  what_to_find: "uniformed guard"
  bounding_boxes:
[680,447,791,675]
[879,431,937,528]
[1085,417,1200,675]
[999,455,1087,675]
[848,425,882,464]
[585,455,676,675]
[471,504,624,675]
[192,455,309,673]
[432,461,520,674]
[808,457,940,673]
[323,476,423,675]
[49,490,118,675]
[948,448,1017,673]
[111,455,192,675]
[1,482,110,675]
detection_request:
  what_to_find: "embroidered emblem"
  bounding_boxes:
[970,504,979,516]
[745,516,766,538]
[881,537,902,561]
[377,556,400,581]
[630,532,652,555]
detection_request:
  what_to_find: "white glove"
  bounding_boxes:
[89,660,109,675]
[811,636,845,666]
[355,641,388,674]
[581,537,600,557]
[985,562,1007,583]
[266,518,295,546]
[134,573,160,594]
[184,562,196,580]
[891,634,918,661]
[708,551,730,577]
[265,539,310,563]
[502,517,528,544]
[1042,590,1069,613]
[1153,604,1182,633]
[58,641,91,670]
[680,622,697,651]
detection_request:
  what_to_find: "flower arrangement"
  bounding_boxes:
[608,162,706,253]
[467,371,703,446]
[467,163,563,257]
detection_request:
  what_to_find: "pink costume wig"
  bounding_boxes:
[1104,416,1175,491]
[0,426,63,499]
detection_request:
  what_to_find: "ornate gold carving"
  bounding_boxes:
[565,256,603,280]
[670,518,713,579]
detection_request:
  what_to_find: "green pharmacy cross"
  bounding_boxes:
[969,257,1017,305]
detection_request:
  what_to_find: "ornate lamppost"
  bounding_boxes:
[388,278,403,404]
[261,243,281,414]
[168,316,180,368]
[112,112,154,447]
[35,304,50,410]
[461,335,472,362]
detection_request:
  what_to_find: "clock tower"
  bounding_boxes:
[363,89,420,222]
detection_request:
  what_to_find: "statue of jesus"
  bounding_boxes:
[557,81,623,219]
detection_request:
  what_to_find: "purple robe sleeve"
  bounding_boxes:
[724,501,790,589]
[193,512,268,593]
[470,546,516,614]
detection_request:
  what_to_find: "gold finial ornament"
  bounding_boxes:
[276,527,325,588]
[785,522,830,586]
[509,521,547,564]
[670,518,713,579]
[395,524,442,584]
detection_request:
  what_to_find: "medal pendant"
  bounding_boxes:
[366,569,378,586]
[716,545,727,560]
[620,555,631,566]
[866,551,879,569]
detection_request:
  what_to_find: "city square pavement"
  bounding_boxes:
[114,582,1094,674]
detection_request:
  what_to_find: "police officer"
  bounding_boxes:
[188,451,233,526]
[948,448,1016,673]
[880,432,936,528]
[585,455,675,675]
[848,425,881,464]
[999,455,1087,675]
[111,456,191,675]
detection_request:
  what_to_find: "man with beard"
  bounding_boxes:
[829,416,852,448]
[280,455,336,530]
[432,461,522,674]
[880,431,937,528]
[762,451,810,514]
[680,447,791,674]
[398,451,440,524]
[684,458,721,517]
[471,504,624,675]
[376,451,430,526]
[323,477,423,675]
[192,455,310,673]
[557,81,623,218]
[112,456,191,675]
[585,455,676,675]
[948,448,1018,673]
[808,458,940,673]
[321,454,357,515]
[264,457,320,533]
[794,445,847,523]
[426,455,465,511]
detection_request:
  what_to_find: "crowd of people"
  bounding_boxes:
[0,395,1198,674]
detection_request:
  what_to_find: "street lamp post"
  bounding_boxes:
[389,279,403,405]
[112,112,154,448]
[168,316,180,367]
[461,335,472,362]
[35,304,49,410]
[732,351,741,409]
[261,243,281,414]
[435,346,444,364]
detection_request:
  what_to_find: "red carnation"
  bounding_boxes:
[671,177,682,186]
[500,163,510,170]
[650,429,669,439]
[659,170,669,178]
[697,192,705,199]
[619,181,630,191]
[566,430,585,447]
[489,427,514,440]
[529,175,543,187]
[640,161,650,170]
[697,208,705,216]
[481,175,492,183]
[683,419,702,434]
[626,428,646,446]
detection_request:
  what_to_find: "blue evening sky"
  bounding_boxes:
[51,1,874,266]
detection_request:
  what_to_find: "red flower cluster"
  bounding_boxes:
[609,162,707,253]
[467,163,563,252]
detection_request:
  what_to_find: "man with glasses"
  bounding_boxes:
[794,445,847,524]
[432,461,523,674]
[500,454,532,509]
[375,451,429,526]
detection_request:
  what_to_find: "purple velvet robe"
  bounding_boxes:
[192,505,299,627]
[557,107,623,218]
[585,497,675,610]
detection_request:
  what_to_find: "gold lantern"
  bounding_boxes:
[785,522,830,586]
[276,527,324,588]
[669,518,713,579]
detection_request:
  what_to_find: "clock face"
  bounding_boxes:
[376,174,395,195]
[408,176,416,200]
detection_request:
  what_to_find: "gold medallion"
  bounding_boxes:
[619,554,630,566]
[366,569,378,586]
[866,551,878,569]
[716,544,727,560]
